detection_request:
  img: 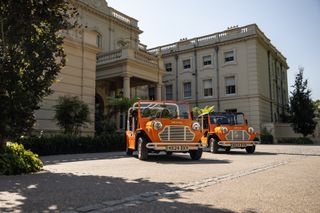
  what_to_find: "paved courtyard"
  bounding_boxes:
[0,145,320,213]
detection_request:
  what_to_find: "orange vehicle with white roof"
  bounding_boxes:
[198,112,258,153]
[125,101,204,160]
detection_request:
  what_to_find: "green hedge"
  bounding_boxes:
[0,143,43,175]
[278,137,313,144]
[19,133,126,156]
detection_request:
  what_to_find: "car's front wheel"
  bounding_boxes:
[245,145,256,154]
[209,137,219,153]
[189,148,203,160]
[137,137,148,160]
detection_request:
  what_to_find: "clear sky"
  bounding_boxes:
[108,0,320,100]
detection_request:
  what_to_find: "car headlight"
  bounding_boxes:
[248,127,255,134]
[221,127,228,134]
[192,122,201,131]
[153,121,163,130]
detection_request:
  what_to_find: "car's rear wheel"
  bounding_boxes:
[209,137,219,153]
[245,145,256,154]
[225,146,231,153]
[137,137,148,160]
[189,148,203,160]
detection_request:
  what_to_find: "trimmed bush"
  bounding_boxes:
[19,133,125,156]
[0,142,43,175]
[260,127,274,144]
[278,137,313,144]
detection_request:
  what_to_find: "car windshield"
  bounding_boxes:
[209,113,245,125]
[138,102,190,119]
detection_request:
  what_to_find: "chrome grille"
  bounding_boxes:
[225,130,250,141]
[159,126,195,142]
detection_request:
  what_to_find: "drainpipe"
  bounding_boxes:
[215,47,220,111]
[194,40,199,107]
[267,51,273,122]
[175,54,179,101]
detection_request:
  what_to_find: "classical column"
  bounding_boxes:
[156,84,162,101]
[123,75,131,98]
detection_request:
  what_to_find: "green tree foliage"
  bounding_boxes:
[289,67,316,137]
[54,96,90,135]
[0,142,43,175]
[0,0,77,142]
[192,105,215,117]
[314,100,320,118]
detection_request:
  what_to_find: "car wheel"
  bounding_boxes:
[245,145,256,154]
[137,137,148,160]
[166,151,173,156]
[209,137,219,153]
[225,146,231,153]
[189,148,203,160]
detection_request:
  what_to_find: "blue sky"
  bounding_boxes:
[108,0,320,100]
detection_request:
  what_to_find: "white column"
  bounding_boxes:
[156,84,162,101]
[123,75,131,98]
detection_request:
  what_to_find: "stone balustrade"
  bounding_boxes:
[97,48,158,68]
[110,8,138,28]
[148,24,257,54]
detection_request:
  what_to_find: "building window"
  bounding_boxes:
[183,82,192,98]
[165,85,173,100]
[148,87,155,100]
[96,34,102,48]
[165,63,172,72]
[224,50,235,63]
[183,59,191,69]
[203,55,212,66]
[203,79,213,97]
[225,76,236,95]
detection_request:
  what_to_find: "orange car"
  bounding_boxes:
[198,112,258,154]
[126,101,204,160]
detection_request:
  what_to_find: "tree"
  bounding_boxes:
[289,67,316,137]
[192,105,215,117]
[54,96,90,135]
[314,100,320,118]
[0,0,77,144]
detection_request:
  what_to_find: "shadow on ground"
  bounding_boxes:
[0,171,246,212]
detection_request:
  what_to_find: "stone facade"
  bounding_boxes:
[149,24,289,131]
[34,1,288,134]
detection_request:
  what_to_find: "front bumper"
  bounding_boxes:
[146,142,205,151]
[218,140,260,148]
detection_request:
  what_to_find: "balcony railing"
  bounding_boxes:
[110,8,138,28]
[148,24,257,55]
[97,48,158,68]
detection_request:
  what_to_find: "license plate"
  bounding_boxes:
[231,143,247,148]
[166,145,189,151]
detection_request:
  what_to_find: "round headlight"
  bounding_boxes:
[153,121,163,130]
[192,122,201,131]
[248,127,255,134]
[221,127,228,134]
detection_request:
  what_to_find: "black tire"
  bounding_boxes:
[225,146,231,153]
[166,151,173,156]
[245,145,256,154]
[209,137,219,153]
[137,137,148,160]
[189,148,203,160]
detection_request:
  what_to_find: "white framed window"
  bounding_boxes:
[183,82,192,98]
[183,59,191,69]
[225,76,236,95]
[224,50,235,63]
[96,34,102,48]
[165,63,172,72]
[165,85,173,100]
[203,55,212,66]
[203,79,213,97]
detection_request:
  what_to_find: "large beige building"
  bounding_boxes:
[149,24,289,131]
[34,0,288,134]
